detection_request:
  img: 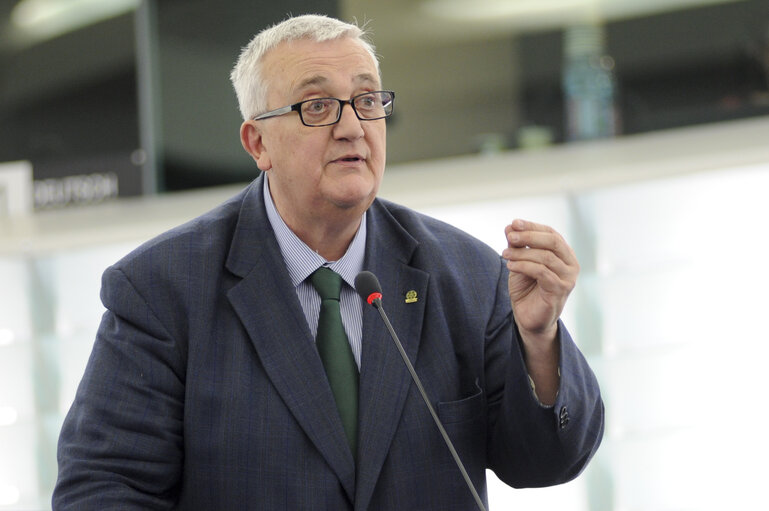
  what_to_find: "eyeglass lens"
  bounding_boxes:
[300,92,393,126]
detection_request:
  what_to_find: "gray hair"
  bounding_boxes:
[230,14,379,120]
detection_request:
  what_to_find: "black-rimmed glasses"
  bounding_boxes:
[252,90,395,127]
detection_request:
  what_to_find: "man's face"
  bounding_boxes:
[247,37,387,231]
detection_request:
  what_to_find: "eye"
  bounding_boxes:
[303,98,334,115]
[356,94,377,111]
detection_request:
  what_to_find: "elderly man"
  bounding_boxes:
[53,14,603,510]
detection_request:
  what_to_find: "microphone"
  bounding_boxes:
[354,271,487,511]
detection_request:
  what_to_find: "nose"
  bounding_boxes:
[332,102,364,140]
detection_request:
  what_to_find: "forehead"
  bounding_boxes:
[262,37,380,98]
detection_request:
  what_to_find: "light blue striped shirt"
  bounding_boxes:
[263,177,365,369]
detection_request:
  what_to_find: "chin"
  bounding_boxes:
[327,178,378,205]
[329,187,377,211]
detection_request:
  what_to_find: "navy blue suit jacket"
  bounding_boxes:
[54,175,603,510]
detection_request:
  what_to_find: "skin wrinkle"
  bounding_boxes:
[290,73,380,103]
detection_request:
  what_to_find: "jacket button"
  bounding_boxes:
[559,406,570,429]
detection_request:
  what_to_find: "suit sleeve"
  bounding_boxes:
[485,258,605,488]
[53,266,185,510]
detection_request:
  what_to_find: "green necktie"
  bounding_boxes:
[310,267,359,457]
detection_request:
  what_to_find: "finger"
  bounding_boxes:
[506,218,555,234]
[506,259,575,295]
[506,230,554,248]
[505,220,561,248]
[506,229,578,268]
[503,245,569,272]
[503,247,576,283]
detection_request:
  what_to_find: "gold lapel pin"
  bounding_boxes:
[405,290,418,303]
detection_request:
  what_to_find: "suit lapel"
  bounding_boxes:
[354,201,429,511]
[225,177,356,502]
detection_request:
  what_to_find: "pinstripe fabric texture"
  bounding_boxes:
[264,178,365,368]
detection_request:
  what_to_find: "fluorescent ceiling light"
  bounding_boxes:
[10,0,140,46]
[420,0,746,26]
[421,0,598,23]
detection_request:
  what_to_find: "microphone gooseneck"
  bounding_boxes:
[354,271,487,511]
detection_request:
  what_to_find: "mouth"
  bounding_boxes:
[332,154,366,164]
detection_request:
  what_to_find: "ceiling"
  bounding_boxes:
[340,0,764,162]
[342,0,745,46]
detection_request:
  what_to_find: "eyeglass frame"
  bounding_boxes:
[252,90,395,127]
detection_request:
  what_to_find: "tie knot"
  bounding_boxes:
[310,267,343,301]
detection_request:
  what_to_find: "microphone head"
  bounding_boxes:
[355,271,383,306]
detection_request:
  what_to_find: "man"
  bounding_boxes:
[53,14,603,510]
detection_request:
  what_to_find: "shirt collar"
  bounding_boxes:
[263,176,366,289]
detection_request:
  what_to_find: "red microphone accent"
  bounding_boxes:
[366,292,382,305]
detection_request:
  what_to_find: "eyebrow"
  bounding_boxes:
[296,75,328,91]
[295,73,380,95]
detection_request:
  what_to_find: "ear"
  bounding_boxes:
[240,120,272,171]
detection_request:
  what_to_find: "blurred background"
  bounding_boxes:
[1,0,768,509]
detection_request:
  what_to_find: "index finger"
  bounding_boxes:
[505,218,556,235]
[504,220,577,266]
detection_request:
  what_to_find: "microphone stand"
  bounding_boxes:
[371,298,487,511]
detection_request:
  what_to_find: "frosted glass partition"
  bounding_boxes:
[0,186,241,509]
[1,117,768,509]
[420,162,769,510]
[0,244,136,508]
